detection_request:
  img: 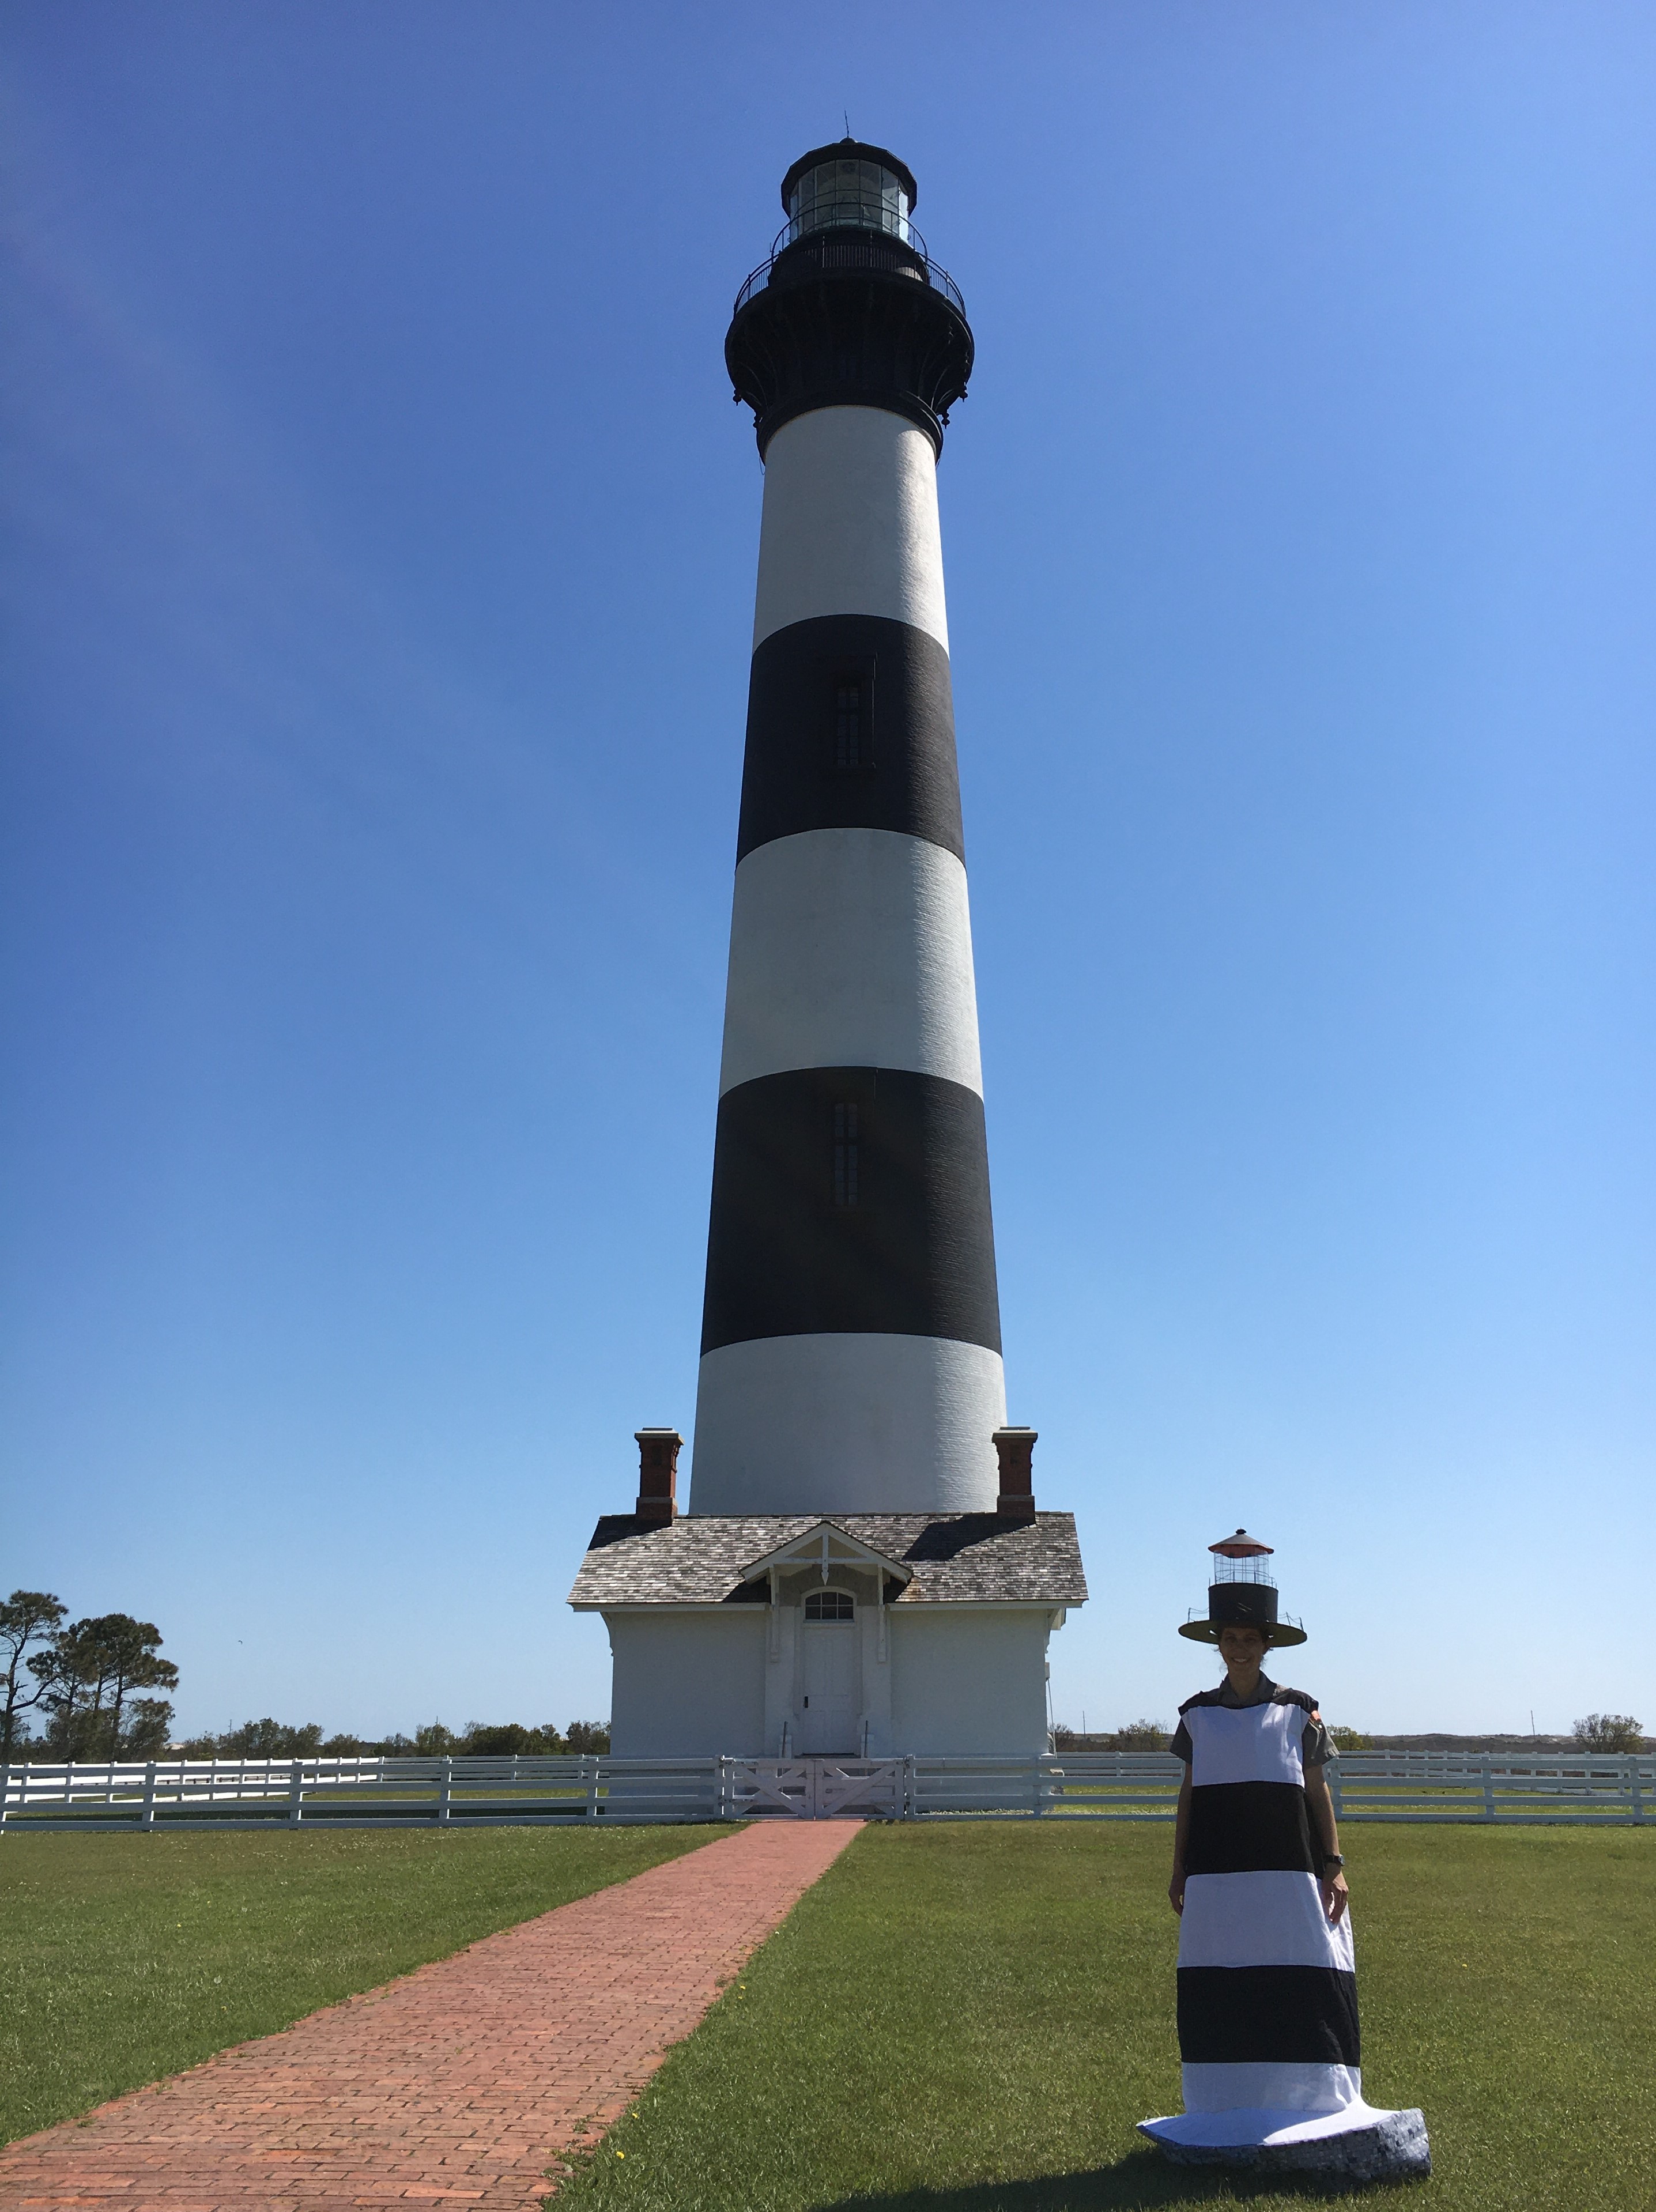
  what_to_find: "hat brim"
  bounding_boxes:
[1178,1619,1308,1647]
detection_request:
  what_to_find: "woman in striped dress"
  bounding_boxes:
[1139,1532,1428,2176]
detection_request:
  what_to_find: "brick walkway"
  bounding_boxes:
[0,1820,859,2210]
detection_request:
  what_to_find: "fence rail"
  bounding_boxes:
[3,1750,1650,1831]
[1019,1750,1653,1826]
[0,1756,721,1831]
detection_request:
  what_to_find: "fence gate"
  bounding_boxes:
[722,1757,907,1819]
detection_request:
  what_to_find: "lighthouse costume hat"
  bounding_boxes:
[1176,1528,1307,1647]
[1138,1530,1430,2183]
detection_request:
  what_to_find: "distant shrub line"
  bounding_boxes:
[1052,1716,1650,1754]
[1051,1719,1172,1753]
[1053,1720,1382,1756]
[169,1718,611,1760]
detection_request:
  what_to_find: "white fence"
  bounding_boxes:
[1326,1748,1653,1826]
[2,1749,1650,1830]
[0,1756,721,1830]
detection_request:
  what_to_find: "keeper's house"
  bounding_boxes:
[568,1441,1085,1760]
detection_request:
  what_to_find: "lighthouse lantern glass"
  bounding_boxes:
[789,160,911,243]
[1211,1553,1276,1589]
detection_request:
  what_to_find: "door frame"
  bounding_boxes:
[795,1588,861,1753]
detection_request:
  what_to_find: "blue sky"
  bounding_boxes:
[3,2,1651,1739]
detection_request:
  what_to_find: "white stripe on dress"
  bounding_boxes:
[1183,1698,1306,1786]
[1181,2062,1364,2116]
[1178,1870,1355,1972]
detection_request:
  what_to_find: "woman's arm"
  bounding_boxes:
[1303,1763,1349,1924]
[1168,1769,1192,1914]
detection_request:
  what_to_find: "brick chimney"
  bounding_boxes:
[634,1429,683,1524]
[993,1426,1037,1522]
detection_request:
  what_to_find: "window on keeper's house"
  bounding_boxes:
[805,1590,855,1621]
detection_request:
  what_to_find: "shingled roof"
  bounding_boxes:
[567,1512,1087,1609]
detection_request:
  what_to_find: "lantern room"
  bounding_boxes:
[1209,1527,1277,1587]
[780,139,916,243]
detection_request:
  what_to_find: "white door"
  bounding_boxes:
[798,1622,857,1753]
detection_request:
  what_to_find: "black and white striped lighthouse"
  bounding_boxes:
[689,142,1004,1516]
[571,143,1085,1760]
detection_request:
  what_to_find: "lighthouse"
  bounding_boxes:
[569,145,1086,1770]
[693,141,1001,1516]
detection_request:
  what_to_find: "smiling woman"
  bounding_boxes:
[1141,1532,1429,2179]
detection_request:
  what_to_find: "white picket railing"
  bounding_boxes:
[2,1749,1649,1830]
[1028,1750,1655,1825]
[0,1755,722,1830]
[1325,1748,1653,1826]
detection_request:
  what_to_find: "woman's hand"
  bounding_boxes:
[1320,1870,1349,1926]
[1169,1771,1192,1916]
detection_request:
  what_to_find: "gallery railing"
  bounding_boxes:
[2,1749,1648,1830]
[733,220,967,319]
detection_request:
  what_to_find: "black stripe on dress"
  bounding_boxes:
[1177,1966,1361,2067]
[701,1066,1001,1354]
[1185,1782,1318,1876]
[737,614,964,863]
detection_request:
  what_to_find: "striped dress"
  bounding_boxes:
[1141,1685,1393,2151]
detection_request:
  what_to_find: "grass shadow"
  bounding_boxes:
[809,2145,1413,2211]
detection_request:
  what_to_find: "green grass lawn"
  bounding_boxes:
[554,1821,1655,2212]
[0,1823,714,2146]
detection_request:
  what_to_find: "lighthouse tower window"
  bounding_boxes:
[805,1590,855,1621]
[827,660,874,772]
[833,1103,859,1210]
[834,681,862,769]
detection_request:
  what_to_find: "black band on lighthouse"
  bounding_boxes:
[701,1066,1002,1355]
[737,614,965,864]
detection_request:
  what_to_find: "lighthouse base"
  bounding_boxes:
[1138,2105,1430,2183]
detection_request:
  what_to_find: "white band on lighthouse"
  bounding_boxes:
[718,828,983,1097]
[690,1333,1006,1516]
[753,409,950,651]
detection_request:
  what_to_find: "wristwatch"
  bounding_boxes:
[1322,1854,1345,1874]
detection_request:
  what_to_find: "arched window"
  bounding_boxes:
[805,1590,854,1621]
